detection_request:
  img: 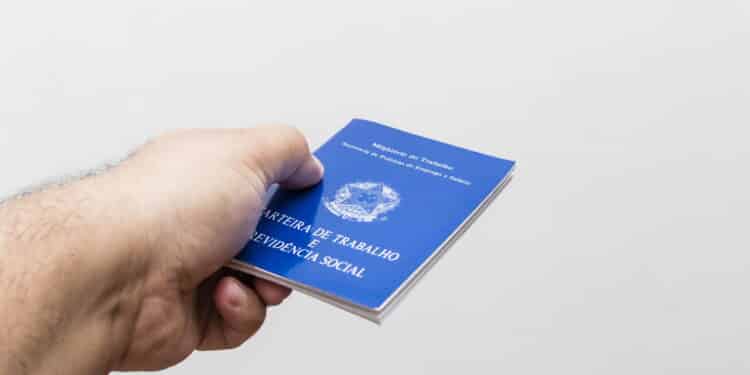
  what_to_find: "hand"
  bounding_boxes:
[0,126,324,373]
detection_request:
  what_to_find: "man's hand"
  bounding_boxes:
[0,126,324,373]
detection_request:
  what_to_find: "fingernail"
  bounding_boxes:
[313,156,325,177]
[227,281,246,309]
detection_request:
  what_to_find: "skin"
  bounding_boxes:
[0,126,325,374]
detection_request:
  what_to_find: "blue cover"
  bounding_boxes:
[235,119,515,310]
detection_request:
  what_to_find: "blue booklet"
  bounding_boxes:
[230,119,515,323]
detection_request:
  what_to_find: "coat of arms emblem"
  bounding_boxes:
[323,182,400,222]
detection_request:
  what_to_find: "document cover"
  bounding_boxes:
[231,119,515,323]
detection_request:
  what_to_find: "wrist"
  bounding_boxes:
[0,173,148,374]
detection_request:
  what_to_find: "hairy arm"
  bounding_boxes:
[0,173,144,374]
[0,126,323,374]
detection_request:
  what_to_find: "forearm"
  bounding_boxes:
[0,175,144,374]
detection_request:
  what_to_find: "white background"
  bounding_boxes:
[2,1,749,374]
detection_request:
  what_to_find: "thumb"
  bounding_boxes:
[236,125,325,191]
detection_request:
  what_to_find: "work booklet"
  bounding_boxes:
[230,119,515,323]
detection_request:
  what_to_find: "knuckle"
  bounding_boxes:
[241,124,311,184]
[254,124,309,152]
